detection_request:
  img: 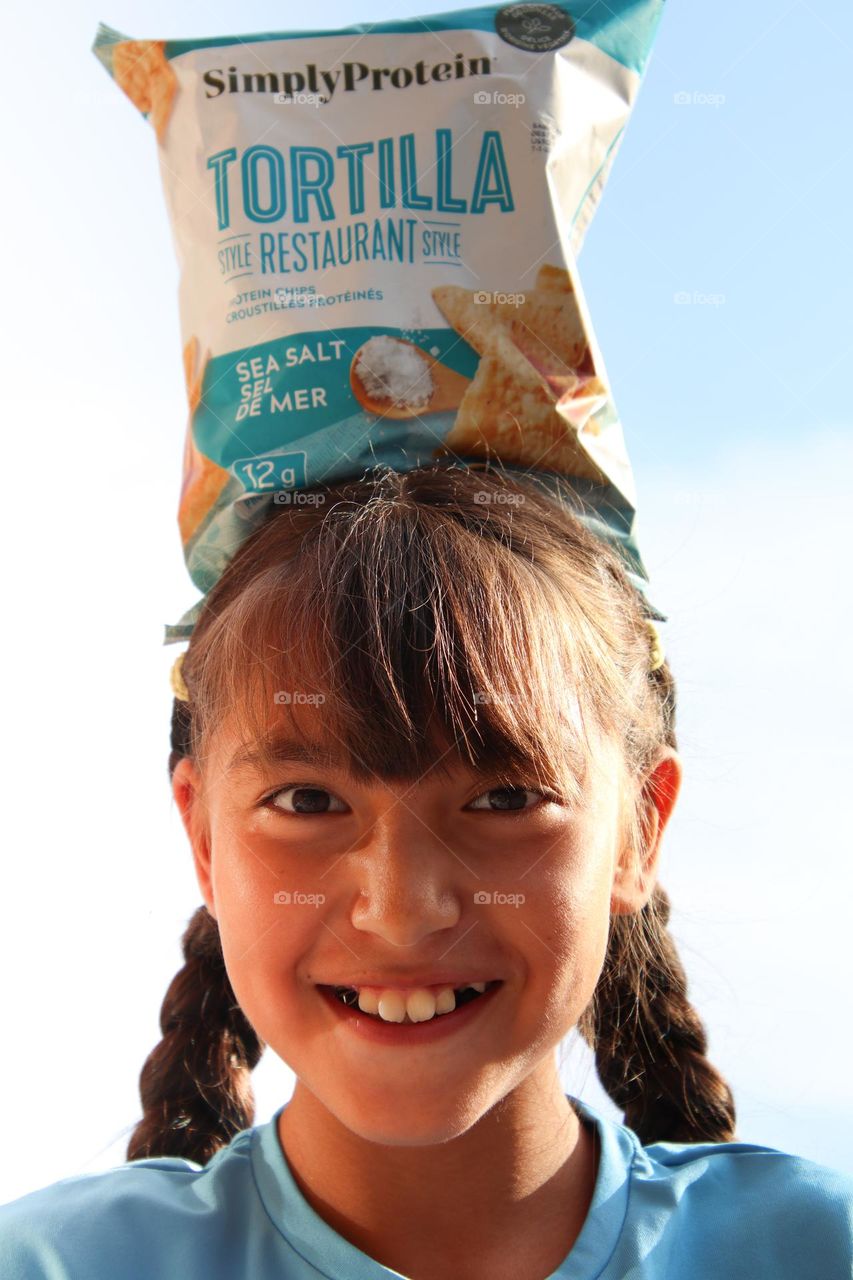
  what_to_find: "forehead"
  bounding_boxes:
[209,701,500,783]
[203,698,623,808]
[194,591,622,807]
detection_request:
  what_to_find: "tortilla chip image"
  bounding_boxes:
[179,440,230,546]
[112,40,177,144]
[182,336,205,415]
[434,353,607,484]
[178,339,229,545]
[432,265,608,480]
[534,264,575,294]
[432,281,589,372]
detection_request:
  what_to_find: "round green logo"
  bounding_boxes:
[495,4,576,52]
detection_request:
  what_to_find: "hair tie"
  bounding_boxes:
[646,619,665,673]
[170,651,190,702]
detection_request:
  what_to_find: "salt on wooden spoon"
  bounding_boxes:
[350,335,471,420]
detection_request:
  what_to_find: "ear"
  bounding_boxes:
[171,757,217,920]
[611,750,682,915]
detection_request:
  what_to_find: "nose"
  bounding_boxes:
[350,819,463,946]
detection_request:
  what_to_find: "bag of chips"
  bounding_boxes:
[92,1,667,641]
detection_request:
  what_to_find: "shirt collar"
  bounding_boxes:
[250,1093,637,1279]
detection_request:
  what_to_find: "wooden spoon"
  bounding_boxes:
[350,336,471,420]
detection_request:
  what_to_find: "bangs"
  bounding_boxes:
[191,492,599,804]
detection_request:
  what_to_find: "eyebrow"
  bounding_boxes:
[226,736,343,775]
[225,734,476,785]
[225,731,583,789]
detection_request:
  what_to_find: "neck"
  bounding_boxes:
[277,1063,599,1280]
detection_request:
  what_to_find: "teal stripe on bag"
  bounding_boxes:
[93,1,665,79]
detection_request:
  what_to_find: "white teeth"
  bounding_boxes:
[339,982,493,1024]
[434,987,457,1015]
[378,991,414,1023]
[356,989,380,1016]
[373,988,455,1024]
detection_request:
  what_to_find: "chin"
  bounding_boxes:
[339,1101,483,1147]
[322,1078,497,1146]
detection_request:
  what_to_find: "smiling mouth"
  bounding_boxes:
[318,980,502,1025]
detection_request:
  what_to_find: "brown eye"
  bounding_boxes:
[467,786,548,813]
[266,785,348,815]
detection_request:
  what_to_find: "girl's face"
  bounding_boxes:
[173,703,679,1147]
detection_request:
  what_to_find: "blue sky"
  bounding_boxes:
[584,0,853,476]
[0,0,850,1202]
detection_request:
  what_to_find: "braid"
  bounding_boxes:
[579,885,738,1145]
[126,870,264,1163]
[577,659,738,1145]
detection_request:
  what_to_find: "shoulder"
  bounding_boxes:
[0,1135,255,1278]
[634,1135,853,1275]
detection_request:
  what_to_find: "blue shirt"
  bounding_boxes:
[1,1095,851,1278]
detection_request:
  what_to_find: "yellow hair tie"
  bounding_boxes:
[170,651,190,702]
[646,619,665,672]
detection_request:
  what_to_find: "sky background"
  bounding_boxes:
[1,0,851,1204]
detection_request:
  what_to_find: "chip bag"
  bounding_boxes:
[92,1,667,642]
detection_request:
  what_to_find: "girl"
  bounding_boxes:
[1,460,850,1279]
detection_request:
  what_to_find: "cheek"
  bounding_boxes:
[523,847,614,1021]
[209,833,315,1024]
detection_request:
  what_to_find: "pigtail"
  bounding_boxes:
[126,895,264,1164]
[577,640,737,1153]
[577,654,737,1145]
[584,886,737,1145]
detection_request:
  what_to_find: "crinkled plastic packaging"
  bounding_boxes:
[92,2,667,643]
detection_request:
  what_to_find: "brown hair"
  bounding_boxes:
[126,460,736,1164]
